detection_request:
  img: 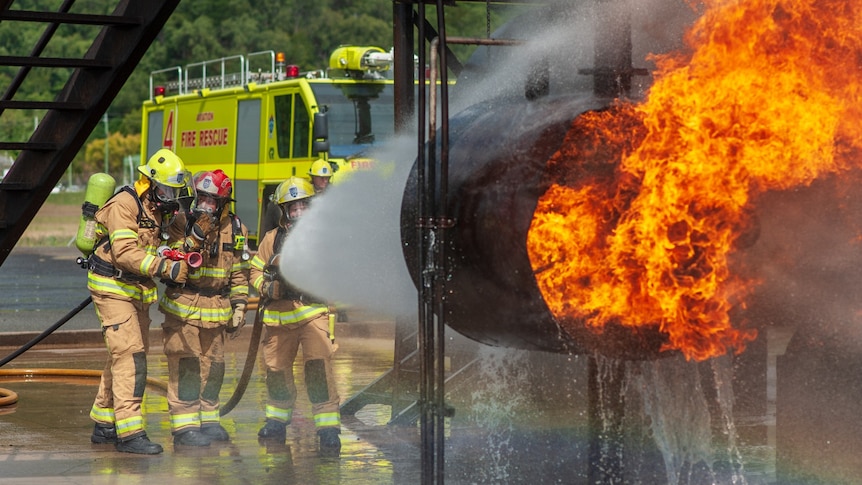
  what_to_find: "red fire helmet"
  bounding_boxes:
[192,169,232,199]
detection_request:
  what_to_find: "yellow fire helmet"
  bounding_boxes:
[308,158,333,178]
[274,176,315,205]
[138,148,189,188]
[138,148,190,205]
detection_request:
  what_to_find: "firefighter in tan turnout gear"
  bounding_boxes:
[308,158,333,194]
[87,149,191,455]
[250,176,341,453]
[158,169,251,447]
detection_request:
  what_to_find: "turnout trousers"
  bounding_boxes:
[89,295,151,440]
[162,314,226,434]
[262,313,340,430]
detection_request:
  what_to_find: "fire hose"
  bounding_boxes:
[0,296,93,368]
[220,300,264,416]
[0,296,94,407]
[0,296,172,407]
[0,295,262,412]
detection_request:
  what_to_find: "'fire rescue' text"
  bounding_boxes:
[181,128,229,148]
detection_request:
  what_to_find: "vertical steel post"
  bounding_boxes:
[416,2,451,483]
[414,2,434,482]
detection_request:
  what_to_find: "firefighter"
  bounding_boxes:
[250,176,341,453]
[259,159,333,238]
[87,148,191,455]
[158,169,250,447]
[308,158,333,194]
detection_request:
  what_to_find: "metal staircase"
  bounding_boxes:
[0,0,180,267]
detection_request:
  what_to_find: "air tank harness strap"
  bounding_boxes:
[163,281,230,297]
[82,201,100,219]
[88,254,149,283]
[228,213,246,252]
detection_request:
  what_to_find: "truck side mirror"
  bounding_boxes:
[312,112,330,154]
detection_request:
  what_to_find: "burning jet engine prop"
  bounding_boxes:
[399,0,862,363]
[401,95,679,361]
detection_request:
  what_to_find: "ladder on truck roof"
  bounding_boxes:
[150,50,329,100]
[151,51,274,99]
[0,0,180,268]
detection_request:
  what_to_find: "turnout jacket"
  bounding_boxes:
[250,226,327,326]
[159,211,250,328]
[86,183,171,309]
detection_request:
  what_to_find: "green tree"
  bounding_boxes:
[83,132,142,181]
[1,0,518,157]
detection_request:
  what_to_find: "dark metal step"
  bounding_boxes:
[0,10,141,26]
[0,142,57,151]
[0,101,86,111]
[0,56,113,69]
[0,0,182,266]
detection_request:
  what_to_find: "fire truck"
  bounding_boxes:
[141,46,396,245]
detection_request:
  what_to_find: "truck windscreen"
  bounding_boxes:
[310,82,396,158]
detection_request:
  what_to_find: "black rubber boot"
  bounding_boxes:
[91,423,117,444]
[173,429,212,447]
[115,433,163,455]
[201,423,230,441]
[318,427,341,454]
[257,419,286,440]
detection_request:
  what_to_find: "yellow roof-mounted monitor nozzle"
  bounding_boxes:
[329,46,392,79]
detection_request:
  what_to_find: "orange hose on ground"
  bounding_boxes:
[0,386,18,406]
[0,368,169,407]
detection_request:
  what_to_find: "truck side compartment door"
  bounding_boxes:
[234,98,262,236]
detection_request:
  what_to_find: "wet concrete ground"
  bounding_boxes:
[0,331,414,485]
[0,328,761,485]
[0,327,601,485]
[3,247,862,484]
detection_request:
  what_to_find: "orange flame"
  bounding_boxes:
[527,0,862,360]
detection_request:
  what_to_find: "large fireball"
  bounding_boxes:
[527,0,862,361]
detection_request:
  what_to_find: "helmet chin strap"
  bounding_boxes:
[149,186,178,214]
[214,203,226,220]
[278,204,294,227]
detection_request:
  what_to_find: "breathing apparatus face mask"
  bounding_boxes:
[192,192,224,216]
[155,181,183,202]
[284,199,308,221]
[151,180,185,213]
[280,199,309,223]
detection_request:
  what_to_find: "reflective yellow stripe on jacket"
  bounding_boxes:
[87,272,158,303]
[261,304,327,326]
[230,284,249,299]
[159,297,234,321]
[109,229,160,276]
[189,266,228,280]
[249,254,268,290]
[230,260,250,298]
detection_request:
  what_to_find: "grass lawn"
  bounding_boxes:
[19,191,84,247]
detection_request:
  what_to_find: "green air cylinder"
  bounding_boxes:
[75,172,116,256]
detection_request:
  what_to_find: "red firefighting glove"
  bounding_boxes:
[157,258,188,284]
[227,302,246,339]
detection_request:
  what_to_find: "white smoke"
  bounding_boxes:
[276,0,699,320]
[279,136,418,318]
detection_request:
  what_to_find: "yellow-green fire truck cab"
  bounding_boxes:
[142,46,395,246]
